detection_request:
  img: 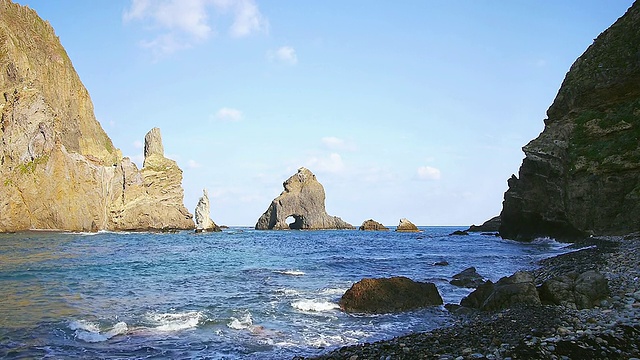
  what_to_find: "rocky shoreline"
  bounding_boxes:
[300,236,640,359]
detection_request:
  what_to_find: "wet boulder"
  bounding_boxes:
[339,276,443,313]
[461,271,541,311]
[450,267,486,288]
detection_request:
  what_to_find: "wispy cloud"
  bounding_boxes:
[321,136,356,151]
[268,46,298,65]
[124,0,267,56]
[306,153,345,174]
[214,107,243,121]
[187,159,203,168]
[417,166,441,181]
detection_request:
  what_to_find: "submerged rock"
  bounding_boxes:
[359,219,389,231]
[339,276,443,313]
[396,218,420,232]
[194,189,221,232]
[499,2,640,240]
[0,2,194,232]
[255,167,354,230]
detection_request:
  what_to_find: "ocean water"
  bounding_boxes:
[0,227,570,359]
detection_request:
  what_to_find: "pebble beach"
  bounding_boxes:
[304,236,640,359]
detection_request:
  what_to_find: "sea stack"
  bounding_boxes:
[194,189,221,232]
[255,167,354,230]
[499,2,640,241]
[396,218,420,232]
[0,1,194,232]
[359,219,389,231]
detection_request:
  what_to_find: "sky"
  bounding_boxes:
[13,0,635,226]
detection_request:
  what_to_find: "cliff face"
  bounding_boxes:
[0,1,193,232]
[255,167,354,230]
[500,2,640,240]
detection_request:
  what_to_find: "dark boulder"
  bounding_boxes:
[450,230,469,236]
[466,216,501,232]
[339,276,443,313]
[461,271,541,311]
[450,267,486,288]
[539,270,609,309]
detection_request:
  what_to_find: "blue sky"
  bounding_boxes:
[14,1,634,226]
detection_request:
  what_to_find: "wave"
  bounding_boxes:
[291,299,339,312]
[69,320,128,343]
[274,269,305,276]
[146,311,204,332]
[319,287,347,296]
[227,312,253,330]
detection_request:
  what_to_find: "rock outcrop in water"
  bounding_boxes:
[194,189,221,232]
[255,167,354,230]
[395,218,420,232]
[0,1,194,232]
[499,2,640,240]
[339,276,443,313]
[359,219,389,231]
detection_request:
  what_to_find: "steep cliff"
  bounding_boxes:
[0,0,193,232]
[500,2,640,240]
[255,167,354,230]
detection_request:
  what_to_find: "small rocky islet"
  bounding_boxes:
[2,0,640,358]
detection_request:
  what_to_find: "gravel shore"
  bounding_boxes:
[300,236,640,359]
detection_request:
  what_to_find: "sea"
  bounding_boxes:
[0,227,571,359]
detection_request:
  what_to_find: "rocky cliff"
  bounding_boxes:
[255,167,354,230]
[0,0,194,232]
[500,2,640,240]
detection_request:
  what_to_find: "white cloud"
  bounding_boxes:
[187,159,202,168]
[124,0,267,55]
[215,107,243,121]
[133,140,144,149]
[268,46,298,65]
[417,166,441,181]
[306,153,345,174]
[321,136,356,151]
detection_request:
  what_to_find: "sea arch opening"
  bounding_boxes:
[286,215,304,230]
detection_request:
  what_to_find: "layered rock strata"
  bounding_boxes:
[0,1,193,232]
[255,167,354,230]
[500,2,640,240]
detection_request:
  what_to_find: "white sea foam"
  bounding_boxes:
[275,288,300,296]
[147,311,203,332]
[319,287,348,296]
[274,269,305,276]
[291,299,339,312]
[227,312,253,330]
[69,320,128,343]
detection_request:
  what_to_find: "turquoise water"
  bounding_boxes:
[0,228,569,359]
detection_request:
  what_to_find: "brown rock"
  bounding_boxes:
[539,270,609,309]
[396,218,420,232]
[255,167,354,230]
[461,271,541,311]
[359,219,389,231]
[0,2,194,232]
[339,276,443,314]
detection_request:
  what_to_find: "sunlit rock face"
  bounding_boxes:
[194,189,221,232]
[500,2,640,240]
[255,167,354,230]
[0,1,193,232]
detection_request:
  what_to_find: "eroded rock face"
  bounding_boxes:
[339,276,443,314]
[0,2,193,232]
[499,2,640,240]
[255,167,354,230]
[396,218,420,232]
[359,219,389,231]
[194,189,221,232]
